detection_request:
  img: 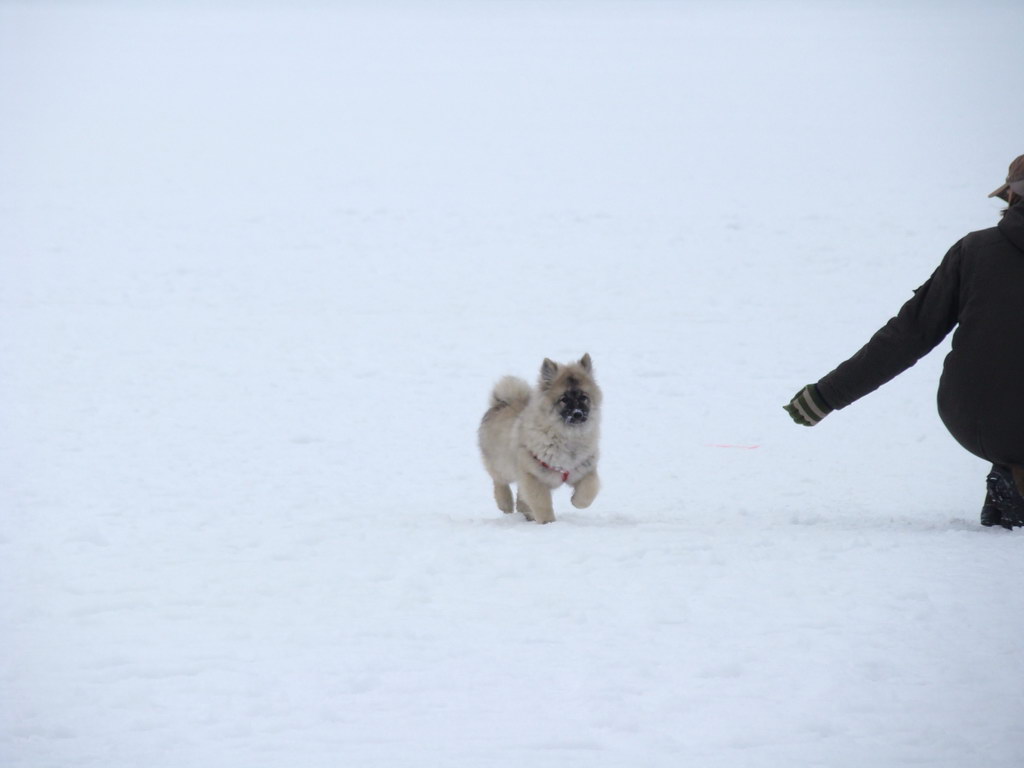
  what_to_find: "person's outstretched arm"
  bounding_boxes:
[785,242,963,425]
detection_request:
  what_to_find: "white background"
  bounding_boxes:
[2,2,1023,766]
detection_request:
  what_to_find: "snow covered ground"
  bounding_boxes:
[3,1,1024,766]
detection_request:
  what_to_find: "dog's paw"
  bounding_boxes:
[570,493,593,509]
[570,475,599,508]
[493,484,514,514]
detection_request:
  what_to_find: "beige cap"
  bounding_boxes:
[988,154,1024,201]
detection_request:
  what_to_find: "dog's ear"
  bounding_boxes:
[579,353,592,373]
[540,358,559,387]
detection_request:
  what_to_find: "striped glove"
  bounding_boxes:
[784,384,833,427]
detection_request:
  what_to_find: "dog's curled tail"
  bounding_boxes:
[484,376,531,420]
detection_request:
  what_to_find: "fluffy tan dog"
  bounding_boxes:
[478,354,602,524]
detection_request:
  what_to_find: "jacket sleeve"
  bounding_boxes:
[815,242,963,410]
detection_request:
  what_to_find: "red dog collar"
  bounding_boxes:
[532,453,570,483]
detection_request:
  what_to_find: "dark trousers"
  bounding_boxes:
[938,392,1023,469]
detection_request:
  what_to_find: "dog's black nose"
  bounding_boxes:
[559,389,590,424]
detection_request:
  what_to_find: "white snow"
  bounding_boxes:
[2,2,1024,766]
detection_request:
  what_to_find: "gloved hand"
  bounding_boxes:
[784,384,833,426]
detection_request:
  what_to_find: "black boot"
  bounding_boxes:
[980,489,1003,527]
[985,465,1024,529]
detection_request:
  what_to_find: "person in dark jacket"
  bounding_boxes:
[784,154,1024,529]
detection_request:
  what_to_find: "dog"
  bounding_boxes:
[478,354,601,523]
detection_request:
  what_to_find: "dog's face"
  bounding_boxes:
[539,354,601,427]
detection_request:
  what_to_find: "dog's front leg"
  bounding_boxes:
[520,473,556,524]
[571,471,600,509]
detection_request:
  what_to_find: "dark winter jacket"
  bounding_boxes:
[816,204,1024,465]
